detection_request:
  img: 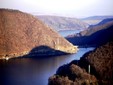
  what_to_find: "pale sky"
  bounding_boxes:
[0,0,113,18]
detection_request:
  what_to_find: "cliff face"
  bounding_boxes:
[0,9,78,59]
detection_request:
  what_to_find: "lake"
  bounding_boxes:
[0,48,94,85]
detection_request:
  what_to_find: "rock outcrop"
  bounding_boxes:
[0,9,78,59]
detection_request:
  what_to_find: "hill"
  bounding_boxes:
[0,9,78,59]
[79,41,113,84]
[37,15,89,31]
[79,18,113,36]
[49,41,113,85]
[81,16,113,25]
[66,19,113,47]
[82,16,113,20]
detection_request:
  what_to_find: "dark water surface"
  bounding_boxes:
[0,48,94,85]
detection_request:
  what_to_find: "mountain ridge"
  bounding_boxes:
[81,16,113,25]
[82,16,113,20]
[0,9,78,59]
[66,19,113,47]
[37,15,89,31]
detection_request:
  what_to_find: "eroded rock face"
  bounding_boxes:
[0,9,78,59]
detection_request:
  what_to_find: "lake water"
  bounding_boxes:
[0,48,94,85]
[58,30,82,37]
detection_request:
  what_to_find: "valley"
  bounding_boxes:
[0,8,113,85]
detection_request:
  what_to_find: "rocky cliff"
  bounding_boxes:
[0,9,78,59]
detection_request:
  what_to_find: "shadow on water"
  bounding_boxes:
[0,47,95,85]
[16,45,69,59]
[0,45,69,85]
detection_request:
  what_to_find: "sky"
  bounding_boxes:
[0,0,113,18]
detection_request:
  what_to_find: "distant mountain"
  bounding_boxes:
[66,19,113,47]
[81,16,113,25]
[37,15,89,31]
[82,16,113,20]
[97,18,113,25]
[80,18,113,36]
[0,9,78,59]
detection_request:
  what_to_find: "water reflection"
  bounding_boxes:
[0,48,94,85]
